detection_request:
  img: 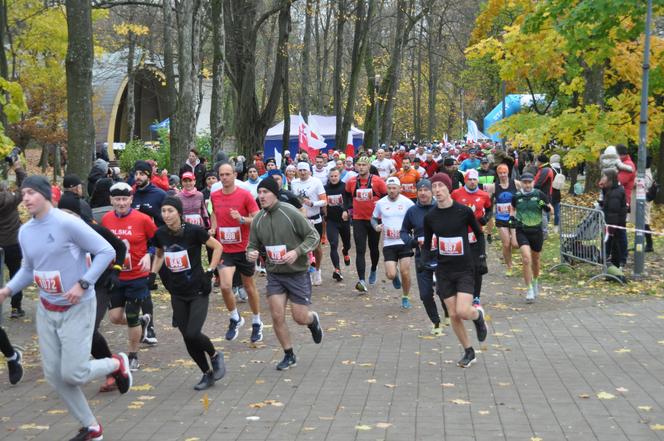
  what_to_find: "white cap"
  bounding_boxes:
[386,177,401,186]
[297,162,310,171]
[465,169,479,180]
[284,150,290,156]
[399,145,406,151]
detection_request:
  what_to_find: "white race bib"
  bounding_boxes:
[385,227,401,240]
[356,188,372,201]
[34,270,64,294]
[184,214,203,226]
[438,236,464,256]
[496,203,511,214]
[218,227,241,244]
[122,239,132,271]
[402,183,415,193]
[164,250,192,273]
[468,231,477,243]
[328,194,343,207]
[266,245,288,264]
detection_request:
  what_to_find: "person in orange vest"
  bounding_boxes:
[395,157,421,202]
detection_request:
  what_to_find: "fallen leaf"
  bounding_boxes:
[614,348,631,354]
[132,384,154,391]
[185,438,200,441]
[302,427,316,432]
[341,360,355,365]
[651,424,664,430]
[359,363,373,367]
[366,379,377,383]
[614,312,636,317]
[498,382,511,387]
[441,383,455,388]
[450,399,471,405]
[19,424,49,430]
[375,422,392,429]
[255,379,265,385]
[249,402,267,409]
[384,384,396,388]
[478,410,490,415]
[142,367,161,373]
[427,361,437,366]
[202,393,209,412]
[639,406,653,411]
[128,401,145,409]
[318,416,335,420]
[578,394,590,399]
[531,438,543,441]
[137,396,155,400]
[47,409,67,414]
[246,416,260,421]
[355,424,372,431]
[597,391,616,400]
[616,387,629,393]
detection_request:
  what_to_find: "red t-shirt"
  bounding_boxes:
[345,175,387,221]
[451,186,492,243]
[210,186,259,253]
[101,209,157,281]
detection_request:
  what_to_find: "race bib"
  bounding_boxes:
[402,183,415,193]
[34,270,64,294]
[356,188,372,201]
[328,194,343,207]
[164,250,191,273]
[385,227,401,240]
[266,245,287,264]
[468,231,477,243]
[184,214,203,226]
[438,236,463,256]
[496,203,511,215]
[431,234,438,251]
[122,239,132,271]
[218,227,241,244]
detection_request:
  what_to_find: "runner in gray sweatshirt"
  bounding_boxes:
[0,176,132,441]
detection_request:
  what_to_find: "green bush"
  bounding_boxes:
[117,139,170,174]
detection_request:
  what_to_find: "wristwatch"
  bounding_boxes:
[78,279,91,290]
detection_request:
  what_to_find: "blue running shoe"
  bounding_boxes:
[392,274,402,290]
[369,270,377,285]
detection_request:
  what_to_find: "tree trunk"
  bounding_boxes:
[65,0,95,183]
[332,0,346,150]
[170,0,202,172]
[210,0,225,158]
[581,60,605,193]
[162,0,177,119]
[224,0,292,157]
[415,22,423,141]
[362,6,376,150]
[125,34,136,141]
[0,0,9,129]
[260,18,277,110]
[300,0,312,120]
[320,1,332,112]
[426,13,436,139]
[340,0,370,150]
[282,23,290,154]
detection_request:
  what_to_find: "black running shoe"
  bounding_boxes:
[308,312,323,344]
[211,352,226,380]
[457,348,476,368]
[250,322,264,343]
[194,371,215,391]
[332,269,343,281]
[69,424,103,441]
[7,348,23,385]
[10,308,25,319]
[112,352,132,394]
[474,307,488,343]
[343,254,351,266]
[276,353,297,371]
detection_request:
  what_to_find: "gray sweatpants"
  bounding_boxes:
[36,298,116,427]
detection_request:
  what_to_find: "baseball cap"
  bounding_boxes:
[520,172,534,181]
[480,157,489,163]
[181,172,195,181]
[465,169,479,180]
[386,177,401,186]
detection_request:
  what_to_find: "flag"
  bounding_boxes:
[274,145,282,168]
[298,114,326,157]
[345,130,355,158]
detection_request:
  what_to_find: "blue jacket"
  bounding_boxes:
[132,183,166,226]
[400,200,435,257]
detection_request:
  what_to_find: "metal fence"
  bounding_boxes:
[0,247,4,326]
[550,203,624,284]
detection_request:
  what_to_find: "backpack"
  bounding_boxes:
[552,167,566,190]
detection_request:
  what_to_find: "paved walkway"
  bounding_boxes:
[2,244,664,441]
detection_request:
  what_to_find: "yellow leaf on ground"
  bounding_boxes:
[441,383,455,388]
[450,399,471,405]
[249,402,267,409]
[614,348,631,354]
[639,406,652,411]
[597,392,616,400]
[478,410,490,415]
[132,384,154,391]
[302,427,316,432]
[531,437,543,441]
[47,409,67,414]
[359,363,373,367]
[651,424,664,431]
[375,422,392,428]
[19,424,49,430]
[142,367,161,372]
[366,379,377,383]
[355,424,372,430]
[614,312,636,317]
[137,396,155,400]
[384,384,396,388]
[185,438,200,441]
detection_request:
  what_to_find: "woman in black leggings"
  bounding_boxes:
[324,168,352,281]
[151,196,225,390]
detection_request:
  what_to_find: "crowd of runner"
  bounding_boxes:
[0,139,656,440]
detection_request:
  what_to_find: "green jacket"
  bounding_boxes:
[248,200,320,274]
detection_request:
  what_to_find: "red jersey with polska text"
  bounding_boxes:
[345,175,387,221]
[210,186,259,252]
[101,209,157,281]
[451,186,491,243]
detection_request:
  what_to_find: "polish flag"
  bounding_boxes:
[345,130,355,158]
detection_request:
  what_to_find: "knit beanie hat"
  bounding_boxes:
[429,173,453,192]
[21,175,52,201]
[257,176,280,197]
[58,192,81,216]
[416,179,432,191]
[134,160,152,177]
[162,196,183,215]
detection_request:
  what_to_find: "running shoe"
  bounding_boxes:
[139,313,151,343]
[526,286,535,303]
[276,353,297,371]
[368,270,377,285]
[194,372,215,391]
[211,352,226,380]
[431,323,443,336]
[401,297,411,309]
[308,312,323,344]
[10,308,25,319]
[473,307,488,342]
[112,352,132,394]
[487,234,492,244]
[7,348,23,385]
[237,287,248,303]
[472,297,481,308]
[144,326,158,345]
[250,322,264,343]
[225,316,245,341]
[343,254,351,266]
[312,269,322,286]
[355,280,368,294]
[457,348,476,368]
[69,424,103,441]
[332,269,343,281]
[392,274,402,290]
[128,356,140,372]
[444,316,451,327]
